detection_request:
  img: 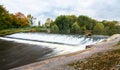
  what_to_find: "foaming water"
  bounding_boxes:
[6,33,108,45]
[0,33,108,69]
[2,32,108,54]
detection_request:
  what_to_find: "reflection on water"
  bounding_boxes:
[0,33,108,70]
[0,40,53,70]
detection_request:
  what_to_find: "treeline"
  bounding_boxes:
[44,15,120,35]
[0,5,120,35]
[0,5,31,30]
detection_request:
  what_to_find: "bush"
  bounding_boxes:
[50,24,59,33]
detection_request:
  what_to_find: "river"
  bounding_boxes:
[0,32,108,70]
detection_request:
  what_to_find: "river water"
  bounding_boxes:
[0,32,108,70]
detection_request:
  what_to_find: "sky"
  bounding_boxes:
[0,0,120,25]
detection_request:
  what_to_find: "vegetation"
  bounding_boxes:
[50,24,59,33]
[0,27,47,36]
[69,47,120,70]
[117,41,120,45]
[0,5,120,36]
[0,5,46,36]
[93,23,106,35]
[0,5,29,30]
[48,15,120,35]
[54,15,71,33]
[27,14,34,26]
[71,22,81,33]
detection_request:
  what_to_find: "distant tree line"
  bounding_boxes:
[0,5,120,35]
[44,15,120,35]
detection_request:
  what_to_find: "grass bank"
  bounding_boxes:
[69,42,120,70]
[0,27,48,36]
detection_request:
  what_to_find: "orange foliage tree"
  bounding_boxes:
[14,12,29,27]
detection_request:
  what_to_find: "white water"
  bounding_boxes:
[0,33,108,56]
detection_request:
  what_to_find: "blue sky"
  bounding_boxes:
[0,0,120,24]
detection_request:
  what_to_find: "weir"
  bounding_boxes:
[0,33,108,69]
[6,32,108,45]
[1,33,108,54]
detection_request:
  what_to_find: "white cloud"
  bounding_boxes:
[1,0,120,24]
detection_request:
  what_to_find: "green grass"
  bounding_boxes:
[0,28,30,36]
[0,27,48,36]
[117,41,120,45]
[69,47,120,70]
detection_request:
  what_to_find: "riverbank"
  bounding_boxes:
[69,45,120,70]
[0,27,47,36]
[11,34,120,70]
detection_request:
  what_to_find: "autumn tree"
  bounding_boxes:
[14,12,29,27]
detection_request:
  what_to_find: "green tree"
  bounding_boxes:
[71,22,81,33]
[81,26,87,34]
[50,20,54,28]
[101,20,120,35]
[108,26,120,35]
[51,24,59,33]
[66,15,77,28]
[0,5,12,29]
[93,23,105,35]
[27,14,34,26]
[102,20,117,29]
[55,15,70,33]
[38,20,41,27]
[77,15,96,30]
[44,18,52,28]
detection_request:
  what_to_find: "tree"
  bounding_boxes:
[101,20,120,35]
[14,12,29,27]
[27,14,34,26]
[81,26,87,34]
[54,15,70,33]
[77,15,96,30]
[71,22,81,33]
[93,23,105,35]
[66,15,77,28]
[44,18,52,28]
[102,20,118,29]
[0,5,29,29]
[0,5,12,29]
[38,20,41,26]
[51,24,59,33]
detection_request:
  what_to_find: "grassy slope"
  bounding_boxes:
[69,42,120,70]
[0,27,48,36]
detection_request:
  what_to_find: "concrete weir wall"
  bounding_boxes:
[11,34,120,70]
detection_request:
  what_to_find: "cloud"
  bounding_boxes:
[0,0,120,24]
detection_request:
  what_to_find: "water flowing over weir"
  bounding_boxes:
[0,33,108,69]
[4,33,108,54]
[6,32,108,45]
